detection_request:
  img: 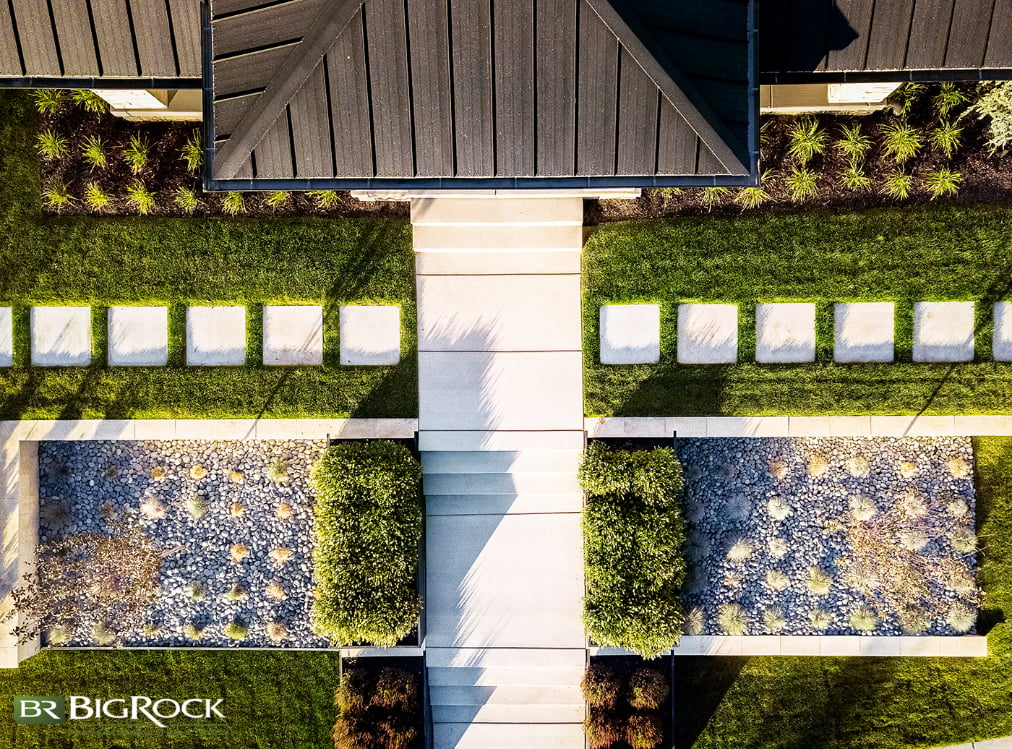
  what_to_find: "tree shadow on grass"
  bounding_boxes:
[672,656,748,748]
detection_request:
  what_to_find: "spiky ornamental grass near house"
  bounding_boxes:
[579,443,686,658]
[673,437,1012,749]
[583,205,1012,417]
[0,91,417,419]
[309,441,423,647]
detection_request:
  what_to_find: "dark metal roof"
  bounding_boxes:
[760,0,1012,81]
[0,0,201,83]
[207,0,756,188]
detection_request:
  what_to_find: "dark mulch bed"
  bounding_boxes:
[38,98,407,218]
[588,83,1012,224]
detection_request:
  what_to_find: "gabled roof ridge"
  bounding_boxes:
[583,0,749,174]
[214,0,364,179]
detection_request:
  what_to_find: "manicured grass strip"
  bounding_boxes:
[673,437,1012,749]
[0,650,341,748]
[0,91,416,418]
[585,208,1012,416]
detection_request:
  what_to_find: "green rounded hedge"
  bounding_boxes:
[579,443,686,658]
[310,441,423,647]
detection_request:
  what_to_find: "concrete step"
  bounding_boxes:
[417,274,582,352]
[426,648,586,669]
[431,703,586,724]
[426,492,584,515]
[411,197,584,225]
[412,224,583,252]
[433,722,586,749]
[430,685,583,707]
[415,251,581,275]
[421,450,584,474]
[427,666,585,687]
[419,431,585,452]
[423,472,582,494]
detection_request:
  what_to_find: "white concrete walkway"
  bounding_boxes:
[414,196,587,748]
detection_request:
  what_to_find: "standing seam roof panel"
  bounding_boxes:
[131,0,177,77]
[576,5,620,176]
[49,0,100,76]
[288,61,335,177]
[10,0,60,74]
[944,0,996,68]
[91,0,139,76]
[535,0,577,177]
[406,0,454,177]
[365,0,414,178]
[493,0,535,177]
[326,15,374,178]
[450,0,494,177]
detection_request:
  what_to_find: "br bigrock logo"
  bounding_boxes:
[13,695,226,729]
[13,697,66,725]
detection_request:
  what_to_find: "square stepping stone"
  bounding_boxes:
[914,301,974,362]
[108,306,168,366]
[31,306,91,366]
[340,305,400,365]
[755,303,816,363]
[0,307,11,367]
[834,302,894,363]
[677,304,738,364]
[263,305,323,366]
[995,302,1012,361]
[186,306,246,366]
[599,304,660,364]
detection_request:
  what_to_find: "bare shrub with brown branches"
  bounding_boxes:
[832,503,981,624]
[3,522,167,645]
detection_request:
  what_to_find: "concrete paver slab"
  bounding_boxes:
[756,303,816,363]
[418,275,581,352]
[186,306,246,366]
[834,302,894,362]
[412,223,582,252]
[339,305,400,365]
[419,352,583,431]
[433,721,585,748]
[599,304,660,364]
[914,301,974,362]
[677,304,738,364]
[0,307,11,367]
[108,306,168,366]
[995,302,1012,361]
[31,306,91,366]
[416,251,581,275]
[425,513,584,649]
[263,305,323,366]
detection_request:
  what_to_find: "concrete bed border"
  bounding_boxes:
[1,415,997,666]
[587,415,1012,438]
[594,634,988,657]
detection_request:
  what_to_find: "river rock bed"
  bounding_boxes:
[38,439,330,648]
[676,437,980,636]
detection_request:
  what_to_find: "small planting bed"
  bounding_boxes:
[590,81,1012,223]
[32,90,405,218]
[35,439,330,648]
[677,437,980,636]
[580,442,687,658]
[583,656,672,749]
[334,657,424,749]
[310,441,423,648]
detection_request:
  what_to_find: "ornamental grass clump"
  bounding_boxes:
[41,183,73,213]
[881,121,923,164]
[579,443,686,658]
[786,117,828,164]
[310,441,423,647]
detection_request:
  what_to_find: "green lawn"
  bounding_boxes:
[0,650,341,748]
[0,91,416,418]
[584,208,1012,416]
[674,436,1012,749]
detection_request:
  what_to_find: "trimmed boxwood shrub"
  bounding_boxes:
[579,443,686,658]
[310,441,423,647]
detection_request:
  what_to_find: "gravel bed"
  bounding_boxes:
[38,439,330,648]
[676,437,979,636]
